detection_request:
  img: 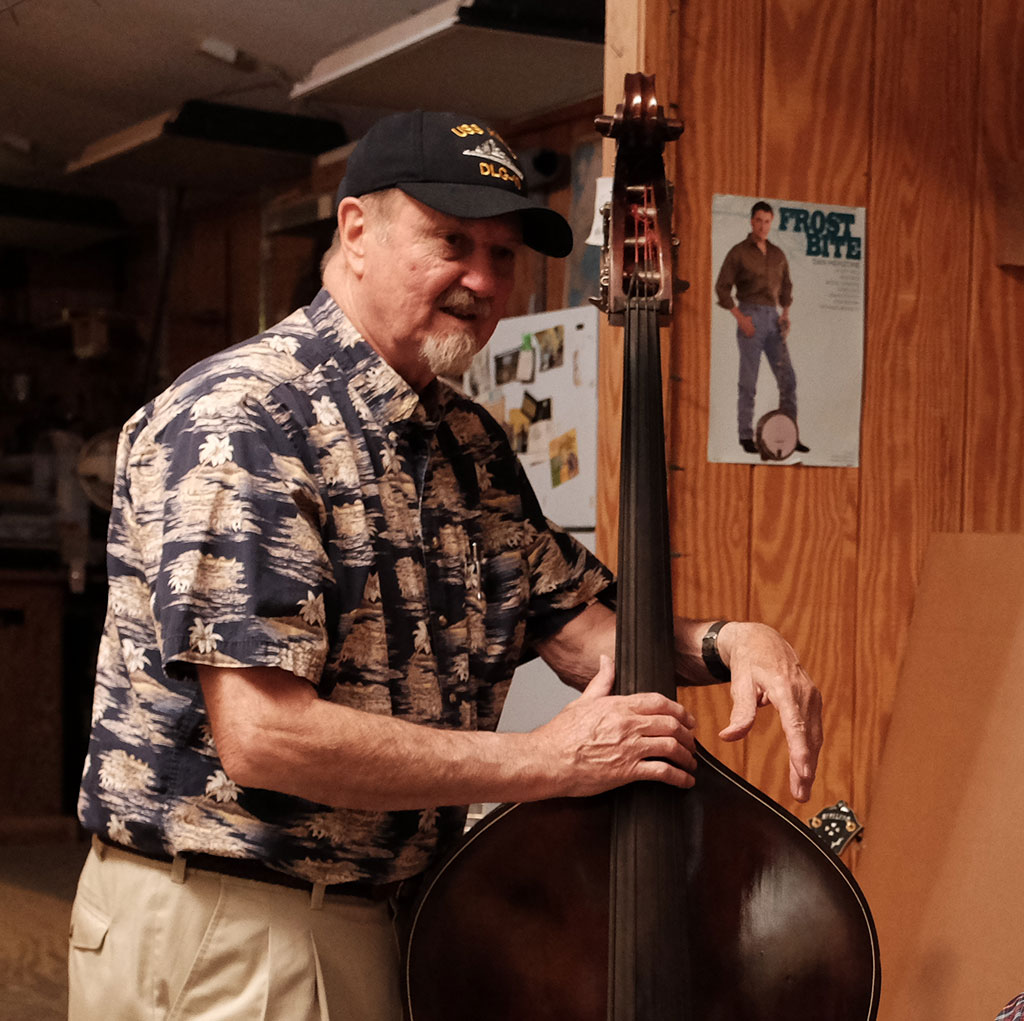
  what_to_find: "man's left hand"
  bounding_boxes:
[713,621,822,803]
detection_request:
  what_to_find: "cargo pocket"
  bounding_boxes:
[68,894,116,1021]
[69,895,110,952]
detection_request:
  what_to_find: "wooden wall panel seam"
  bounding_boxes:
[959,0,987,533]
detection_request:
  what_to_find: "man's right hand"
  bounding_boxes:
[737,313,756,337]
[527,655,698,798]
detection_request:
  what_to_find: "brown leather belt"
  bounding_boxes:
[96,835,404,901]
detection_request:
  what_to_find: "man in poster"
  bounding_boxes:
[715,200,809,455]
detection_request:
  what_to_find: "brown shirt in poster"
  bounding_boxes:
[715,232,793,310]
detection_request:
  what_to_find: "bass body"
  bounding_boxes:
[402,745,879,1020]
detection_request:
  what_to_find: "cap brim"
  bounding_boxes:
[398,182,574,259]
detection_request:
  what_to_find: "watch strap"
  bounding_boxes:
[701,619,732,683]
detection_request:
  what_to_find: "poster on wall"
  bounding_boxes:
[708,194,866,466]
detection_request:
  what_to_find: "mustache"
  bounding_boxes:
[439,286,492,320]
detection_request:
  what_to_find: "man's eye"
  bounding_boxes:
[493,247,517,270]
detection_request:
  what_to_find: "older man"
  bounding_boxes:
[69,111,821,1021]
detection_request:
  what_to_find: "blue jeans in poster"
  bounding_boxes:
[736,303,797,441]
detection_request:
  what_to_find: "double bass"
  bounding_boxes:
[402,75,880,1020]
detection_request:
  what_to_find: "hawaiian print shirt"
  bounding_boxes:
[77,289,613,884]
[998,993,1024,1021]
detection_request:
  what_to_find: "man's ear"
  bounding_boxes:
[337,197,369,276]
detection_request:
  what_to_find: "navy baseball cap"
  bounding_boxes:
[336,110,573,258]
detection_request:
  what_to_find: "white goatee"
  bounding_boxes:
[421,286,493,379]
[421,328,478,378]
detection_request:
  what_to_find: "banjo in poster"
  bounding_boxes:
[708,194,866,466]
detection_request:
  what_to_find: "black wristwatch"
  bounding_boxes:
[701,620,732,682]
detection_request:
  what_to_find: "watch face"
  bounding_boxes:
[755,410,799,460]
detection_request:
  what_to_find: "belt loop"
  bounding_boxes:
[171,855,187,885]
[310,882,326,911]
[92,834,108,861]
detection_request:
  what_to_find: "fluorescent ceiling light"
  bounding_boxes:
[198,36,242,66]
[290,0,602,122]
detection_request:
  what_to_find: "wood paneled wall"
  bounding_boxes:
[151,0,1021,851]
[159,197,262,383]
[598,0,1024,850]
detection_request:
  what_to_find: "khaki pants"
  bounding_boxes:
[68,838,404,1021]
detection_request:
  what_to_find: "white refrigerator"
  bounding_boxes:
[462,304,601,757]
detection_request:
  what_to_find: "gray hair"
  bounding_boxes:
[320,188,401,281]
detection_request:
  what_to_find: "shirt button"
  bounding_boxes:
[438,615,447,626]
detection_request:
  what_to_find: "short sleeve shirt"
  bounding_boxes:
[77,289,613,884]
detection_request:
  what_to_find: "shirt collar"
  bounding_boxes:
[306,288,458,430]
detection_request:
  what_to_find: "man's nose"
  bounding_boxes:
[458,251,506,298]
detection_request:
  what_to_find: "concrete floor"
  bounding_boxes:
[0,839,89,1021]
